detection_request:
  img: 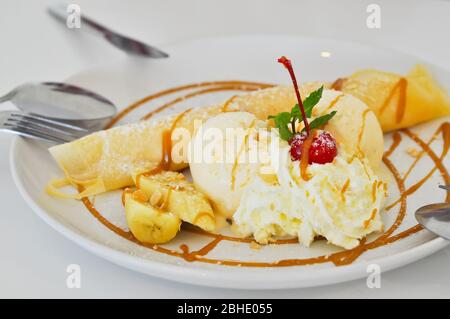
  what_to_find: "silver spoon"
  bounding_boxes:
[0,82,117,130]
[415,186,450,240]
[47,3,169,58]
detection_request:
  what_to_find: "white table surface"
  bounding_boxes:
[1,0,450,298]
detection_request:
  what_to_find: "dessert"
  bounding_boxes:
[46,56,450,256]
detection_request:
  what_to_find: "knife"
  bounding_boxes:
[47,3,169,58]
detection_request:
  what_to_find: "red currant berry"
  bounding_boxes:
[289,132,307,161]
[289,131,337,164]
[309,131,337,164]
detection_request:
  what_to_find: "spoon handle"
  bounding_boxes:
[0,90,15,104]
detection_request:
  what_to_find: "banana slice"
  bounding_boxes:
[124,191,181,244]
[135,171,215,232]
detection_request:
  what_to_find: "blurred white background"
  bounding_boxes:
[1,0,450,298]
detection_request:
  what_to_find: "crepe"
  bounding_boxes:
[337,65,450,132]
[48,106,222,198]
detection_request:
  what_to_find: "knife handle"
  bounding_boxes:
[47,3,110,37]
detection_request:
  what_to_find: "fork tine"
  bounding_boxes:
[7,116,85,140]
[4,120,77,143]
[0,111,89,144]
[4,120,73,142]
[9,112,89,133]
[1,124,68,144]
[3,110,82,143]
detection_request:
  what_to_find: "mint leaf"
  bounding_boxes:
[290,86,324,123]
[291,104,300,117]
[303,86,324,118]
[278,125,293,141]
[268,112,291,123]
[303,111,337,132]
[290,104,301,133]
[268,112,293,141]
[268,86,331,140]
[290,104,300,121]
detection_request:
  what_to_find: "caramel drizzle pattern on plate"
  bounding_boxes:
[80,81,450,267]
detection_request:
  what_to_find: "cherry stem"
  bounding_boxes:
[278,56,310,136]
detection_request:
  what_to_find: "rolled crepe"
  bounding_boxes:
[338,65,450,132]
[48,106,223,198]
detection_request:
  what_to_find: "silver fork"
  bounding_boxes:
[0,111,89,144]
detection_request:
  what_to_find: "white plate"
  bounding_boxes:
[11,35,450,289]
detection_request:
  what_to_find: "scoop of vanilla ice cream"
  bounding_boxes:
[189,112,274,217]
[317,90,384,170]
[232,137,387,249]
[289,89,384,170]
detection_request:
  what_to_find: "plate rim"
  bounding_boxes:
[10,34,450,289]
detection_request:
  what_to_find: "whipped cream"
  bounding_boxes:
[232,139,387,249]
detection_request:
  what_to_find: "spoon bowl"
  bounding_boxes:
[415,202,450,240]
[0,82,117,130]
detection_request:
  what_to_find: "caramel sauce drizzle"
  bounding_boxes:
[142,86,257,121]
[121,188,134,206]
[364,208,378,229]
[231,120,256,190]
[402,132,439,182]
[340,178,350,202]
[379,78,408,123]
[330,78,346,91]
[348,109,370,164]
[332,76,407,125]
[323,94,344,113]
[358,109,370,146]
[179,237,223,262]
[183,224,299,244]
[300,133,315,181]
[384,131,402,157]
[105,81,273,128]
[221,95,238,112]
[386,122,450,210]
[135,108,192,190]
[79,81,449,268]
[371,181,378,203]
